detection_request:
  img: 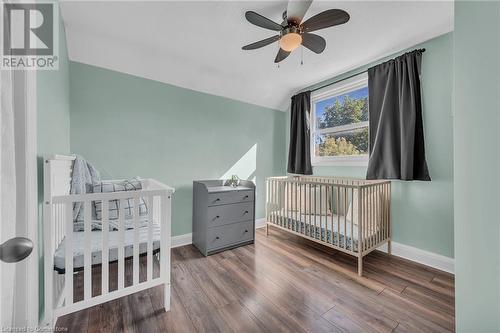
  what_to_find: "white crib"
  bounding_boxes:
[43,155,174,326]
[266,176,391,276]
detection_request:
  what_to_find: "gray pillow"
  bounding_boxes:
[74,178,149,231]
[92,178,148,221]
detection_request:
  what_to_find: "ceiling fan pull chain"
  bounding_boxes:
[301,45,304,65]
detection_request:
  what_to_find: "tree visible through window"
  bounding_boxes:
[311,75,369,165]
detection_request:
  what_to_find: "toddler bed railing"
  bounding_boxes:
[43,155,174,326]
[266,176,391,276]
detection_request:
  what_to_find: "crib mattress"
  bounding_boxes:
[53,222,161,272]
[269,212,380,252]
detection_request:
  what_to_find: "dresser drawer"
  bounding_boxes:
[207,220,254,251]
[208,190,253,206]
[207,202,254,227]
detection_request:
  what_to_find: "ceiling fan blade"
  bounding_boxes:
[242,35,280,50]
[301,9,350,33]
[274,48,291,63]
[245,11,283,31]
[286,0,313,25]
[301,33,326,54]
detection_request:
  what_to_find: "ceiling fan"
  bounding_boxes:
[242,0,350,63]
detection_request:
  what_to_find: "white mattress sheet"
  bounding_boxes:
[54,222,161,271]
[271,211,379,240]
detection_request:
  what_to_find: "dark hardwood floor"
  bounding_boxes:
[56,227,455,333]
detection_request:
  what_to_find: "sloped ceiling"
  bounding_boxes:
[60,1,453,111]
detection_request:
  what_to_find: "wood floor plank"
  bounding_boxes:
[323,305,384,333]
[149,286,197,333]
[87,299,123,333]
[209,252,310,333]
[215,301,269,332]
[223,249,341,333]
[176,245,239,308]
[402,284,455,315]
[170,257,231,333]
[56,228,455,333]
[56,307,90,333]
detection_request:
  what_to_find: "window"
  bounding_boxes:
[311,73,369,166]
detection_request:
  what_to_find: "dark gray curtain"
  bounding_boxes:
[366,50,431,181]
[287,91,312,175]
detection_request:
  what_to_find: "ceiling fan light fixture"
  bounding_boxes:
[279,32,302,52]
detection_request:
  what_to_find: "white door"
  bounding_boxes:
[0,68,39,329]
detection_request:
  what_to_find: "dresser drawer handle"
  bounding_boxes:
[244,229,249,233]
[243,195,249,199]
[214,198,221,202]
[244,210,249,214]
[215,215,220,219]
[215,236,220,240]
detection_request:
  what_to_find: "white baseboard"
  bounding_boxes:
[172,233,192,248]
[377,242,454,274]
[255,218,266,229]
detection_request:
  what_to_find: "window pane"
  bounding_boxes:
[315,86,368,129]
[315,127,369,157]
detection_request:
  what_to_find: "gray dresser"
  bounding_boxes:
[192,180,255,256]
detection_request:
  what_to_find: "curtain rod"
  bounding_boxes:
[310,48,426,93]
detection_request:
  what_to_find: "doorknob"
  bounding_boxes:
[0,237,33,263]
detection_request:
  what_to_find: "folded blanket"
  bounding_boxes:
[70,155,101,231]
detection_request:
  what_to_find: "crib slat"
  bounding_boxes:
[383,184,387,241]
[329,186,333,245]
[319,185,322,241]
[294,181,298,231]
[84,201,91,300]
[373,186,376,248]
[361,187,367,251]
[336,187,340,246]
[376,185,380,246]
[269,179,273,225]
[133,197,140,285]
[102,200,109,295]
[314,185,317,239]
[299,183,302,234]
[308,183,312,237]
[358,187,363,253]
[351,188,354,250]
[118,199,125,290]
[344,187,347,250]
[370,186,374,249]
[274,179,277,225]
[288,182,291,229]
[147,195,154,282]
[65,202,74,305]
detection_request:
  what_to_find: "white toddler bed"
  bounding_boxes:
[43,155,174,326]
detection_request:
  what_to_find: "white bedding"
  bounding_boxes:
[270,211,379,241]
[54,222,161,271]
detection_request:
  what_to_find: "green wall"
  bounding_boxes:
[454,2,500,331]
[37,8,70,321]
[69,62,287,236]
[288,33,454,258]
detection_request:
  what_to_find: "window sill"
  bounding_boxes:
[311,156,369,167]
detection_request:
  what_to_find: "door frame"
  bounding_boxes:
[23,69,39,327]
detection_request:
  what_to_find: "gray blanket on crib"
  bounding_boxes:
[70,155,100,230]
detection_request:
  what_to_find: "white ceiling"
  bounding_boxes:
[60,1,453,111]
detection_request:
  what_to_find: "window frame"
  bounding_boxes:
[310,73,369,167]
